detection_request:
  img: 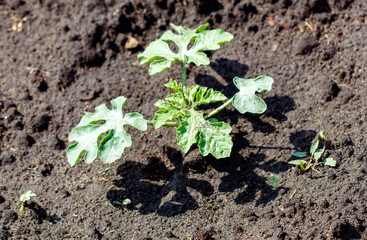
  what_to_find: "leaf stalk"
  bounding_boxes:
[147,120,179,127]
[204,97,233,119]
[181,61,187,89]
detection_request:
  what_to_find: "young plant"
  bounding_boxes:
[267,175,283,188]
[289,121,336,171]
[66,23,273,166]
[19,190,36,212]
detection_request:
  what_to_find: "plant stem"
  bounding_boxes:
[20,204,24,212]
[147,121,179,127]
[204,97,234,120]
[181,61,187,89]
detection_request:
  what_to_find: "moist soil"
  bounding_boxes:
[0,0,367,239]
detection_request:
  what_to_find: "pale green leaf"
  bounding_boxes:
[138,23,233,74]
[165,93,185,106]
[137,39,178,75]
[232,76,273,114]
[20,191,36,202]
[289,159,308,166]
[313,149,323,161]
[186,29,234,66]
[310,140,319,156]
[186,85,200,104]
[318,130,326,142]
[153,99,183,128]
[164,81,182,92]
[67,96,147,166]
[197,121,232,159]
[293,152,308,158]
[176,111,203,153]
[194,87,227,106]
[176,110,232,158]
[323,157,336,167]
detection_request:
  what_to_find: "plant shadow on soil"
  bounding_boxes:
[106,132,291,216]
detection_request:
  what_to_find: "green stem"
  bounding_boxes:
[20,204,24,212]
[181,61,187,89]
[204,97,234,120]
[147,121,179,127]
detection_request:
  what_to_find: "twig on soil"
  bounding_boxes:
[289,189,297,199]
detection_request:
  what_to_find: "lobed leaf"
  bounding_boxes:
[153,99,184,128]
[67,97,147,166]
[176,110,232,159]
[138,23,233,75]
[232,76,273,114]
[197,121,232,159]
[186,29,234,66]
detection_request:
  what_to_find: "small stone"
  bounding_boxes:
[124,36,139,49]
[295,34,318,55]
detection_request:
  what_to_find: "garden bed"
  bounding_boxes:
[0,0,366,239]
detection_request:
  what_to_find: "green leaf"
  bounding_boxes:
[323,157,336,167]
[176,110,232,158]
[164,81,182,92]
[20,191,36,202]
[289,159,308,166]
[186,29,233,65]
[137,39,178,75]
[186,85,200,104]
[67,97,147,166]
[138,23,233,74]
[310,140,319,156]
[197,121,233,159]
[313,149,323,161]
[166,93,186,106]
[153,100,184,128]
[317,130,325,142]
[176,113,202,153]
[270,175,276,182]
[232,76,273,114]
[293,152,308,158]
[194,87,227,106]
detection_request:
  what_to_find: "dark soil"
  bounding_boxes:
[1,0,367,239]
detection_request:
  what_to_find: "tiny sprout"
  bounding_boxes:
[267,175,283,188]
[122,198,131,206]
[113,198,131,209]
[19,190,36,212]
[289,121,336,172]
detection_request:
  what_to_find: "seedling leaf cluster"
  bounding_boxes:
[67,23,273,166]
[19,190,36,212]
[289,121,336,171]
